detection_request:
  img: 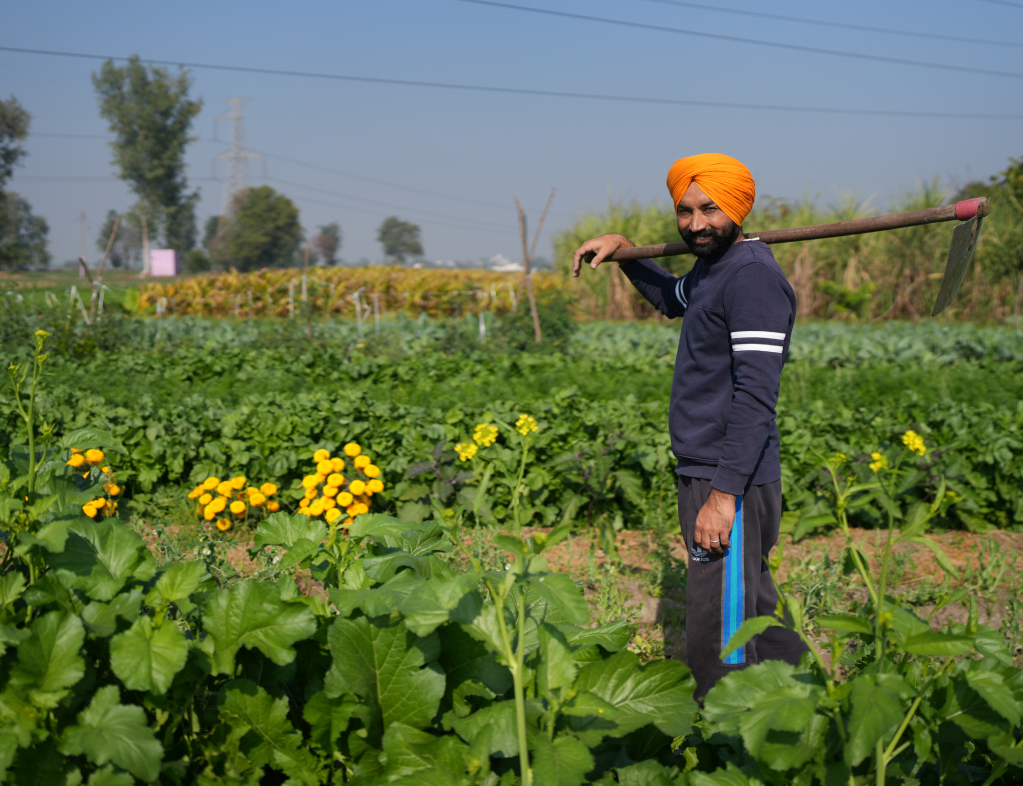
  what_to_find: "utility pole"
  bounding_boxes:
[79,211,86,277]
[214,98,263,216]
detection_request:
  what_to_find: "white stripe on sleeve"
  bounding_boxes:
[732,343,784,353]
[730,331,785,340]
[675,275,688,307]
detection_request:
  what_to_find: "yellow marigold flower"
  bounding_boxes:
[109,501,118,513]
[83,503,97,518]
[188,486,204,499]
[260,482,277,496]
[342,517,354,527]
[364,464,381,479]
[203,477,220,490]
[211,496,227,513]
[296,508,310,516]
[345,504,358,516]
[337,491,353,507]
[327,473,345,487]
[473,423,499,447]
[244,487,259,497]
[349,479,366,496]
[101,466,111,475]
[869,452,889,472]
[230,500,246,516]
[203,504,216,520]
[91,498,106,509]
[66,454,86,468]
[216,481,234,497]
[71,448,82,454]
[515,414,538,436]
[456,442,478,462]
[309,500,326,517]
[322,497,337,510]
[299,498,310,509]
[325,508,342,524]
[313,448,331,463]
[353,502,369,516]
[105,483,121,496]
[315,460,332,475]
[354,454,371,469]
[323,485,339,498]
[302,474,320,489]
[199,493,213,506]
[304,487,319,500]
[330,457,346,472]
[344,442,361,457]
[267,501,280,512]
[216,518,231,531]
[901,430,926,456]
[367,479,384,494]
[250,492,267,507]
[85,449,105,465]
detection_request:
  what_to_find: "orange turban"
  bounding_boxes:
[666,154,755,226]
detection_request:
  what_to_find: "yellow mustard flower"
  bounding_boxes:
[456,442,478,462]
[250,492,267,507]
[83,503,97,518]
[199,493,213,506]
[330,457,346,472]
[85,449,105,465]
[260,482,278,496]
[313,448,331,463]
[364,464,381,479]
[317,460,334,475]
[188,486,204,499]
[203,477,220,490]
[367,479,384,494]
[267,501,281,512]
[323,485,339,498]
[515,414,538,436]
[337,491,354,507]
[327,473,345,487]
[301,474,320,490]
[354,455,371,469]
[230,501,246,516]
[325,508,342,524]
[473,423,499,447]
[349,479,366,496]
[869,452,889,472]
[66,454,85,468]
[216,518,231,531]
[901,430,926,456]
[344,442,361,457]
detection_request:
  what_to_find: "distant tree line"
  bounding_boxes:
[0,95,50,269]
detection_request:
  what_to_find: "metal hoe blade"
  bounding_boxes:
[931,216,983,316]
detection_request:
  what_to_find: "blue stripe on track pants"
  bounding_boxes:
[677,476,808,700]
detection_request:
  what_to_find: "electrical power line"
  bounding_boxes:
[3,46,1022,119]
[977,0,1023,8]
[630,0,1023,48]
[453,0,1023,80]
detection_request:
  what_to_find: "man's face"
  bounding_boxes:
[676,181,742,259]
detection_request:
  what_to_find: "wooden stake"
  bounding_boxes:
[514,195,546,345]
[90,215,120,324]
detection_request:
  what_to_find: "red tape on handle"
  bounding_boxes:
[955,197,985,221]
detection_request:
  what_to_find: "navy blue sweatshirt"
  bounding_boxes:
[621,239,796,495]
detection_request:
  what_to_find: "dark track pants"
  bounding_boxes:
[677,476,807,699]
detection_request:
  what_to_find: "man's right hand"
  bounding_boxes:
[571,233,635,277]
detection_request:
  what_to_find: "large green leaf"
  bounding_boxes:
[570,651,697,745]
[965,670,1021,726]
[537,623,577,695]
[0,624,30,658]
[252,512,326,550]
[901,631,973,657]
[0,572,26,609]
[527,573,589,627]
[303,690,363,755]
[8,609,85,708]
[843,676,903,767]
[437,623,511,701]
[60,427,127,455]
[452,701,519,758]
[324,615,445,739]
[81,590,144,637]
[60,685,163,783]
[330,571,423,618]
[151,561,207,604]
[109,617,189,695]
[720,615,782,660]
[945,673,1010,738]
[372,722,468,782]
[531,733,594,786]
[398,573,485,637]
[203,581,317,675]
[47,520,153,601]
[563,620,632,653]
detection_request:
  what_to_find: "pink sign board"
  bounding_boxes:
[150,249,179,277]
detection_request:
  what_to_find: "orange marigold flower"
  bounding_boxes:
[66,454,86,468]
[327,473,345,487]
[216,518,231,531]
[267,501,280,512]
[260,482,277,496]
[301,474,320,490]
[230,476,246,490]
[199,493,213,506]
[71,448,82,454]
[84,449,105,465]
[367,479,384,494]
[304,487,319,500]
[322,497,337,510]
[323,485,339,498]
[83,503,97,518]
[299,498,310,509]
[364,464,381,479]
[313,449,331,463]
[188,486,204,499]
[250,492,267,507]
[216,481,234,497]
[105,483,121,496]
[354,455,371,469]
[203,504,216,520]
[101,466,111,474]
[230,501,246,516]
[325,508,342,524]
[203,477,220,490]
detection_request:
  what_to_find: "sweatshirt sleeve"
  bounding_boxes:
[711,262,794,495]
[619,258,689,319]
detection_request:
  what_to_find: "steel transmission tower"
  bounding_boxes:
[214,98,263,215]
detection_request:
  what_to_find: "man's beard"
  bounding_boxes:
[682,220,742,260]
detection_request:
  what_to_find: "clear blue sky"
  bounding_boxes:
[4,0,1022,266]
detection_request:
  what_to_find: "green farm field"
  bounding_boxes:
[2,310,1023,784]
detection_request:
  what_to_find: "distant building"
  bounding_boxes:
[150,249,179,277]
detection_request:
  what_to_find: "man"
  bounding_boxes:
[572,154,806,698]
